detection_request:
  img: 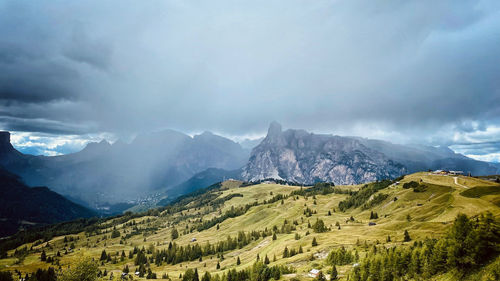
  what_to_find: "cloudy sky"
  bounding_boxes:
[1,0,499,161]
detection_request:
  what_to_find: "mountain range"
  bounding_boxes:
[0,130,249,208]
[1,123,499,212]
[242,122,498,184]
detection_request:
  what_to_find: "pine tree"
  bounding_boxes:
[216,262,220,269]
[264,255,270,264]
[202,271,211,281]
[404,230,411,242]
[272,233,277,240]
[194,268,199,281]
[236,257,241,265]
[171,228,179,240]
[41,250,47,261]
[100,249,107,261]
[283,247,289,258]
[331,265,338,280]
[312,237,318,247]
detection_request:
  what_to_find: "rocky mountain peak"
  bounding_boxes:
[243,125,406,185]
[82,139,111,152]
[267,121,282,137]
[0,131,15,154]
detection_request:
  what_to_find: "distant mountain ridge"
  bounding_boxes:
[0,130,249,206]
[242,122,499,185]
[0,167,95,237]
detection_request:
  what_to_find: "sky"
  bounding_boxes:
[1,0,500,161]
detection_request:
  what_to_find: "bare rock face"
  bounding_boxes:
[242,123,406,185]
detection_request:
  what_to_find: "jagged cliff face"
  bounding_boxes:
[242,122,406,184]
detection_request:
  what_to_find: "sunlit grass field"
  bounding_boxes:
[1,172,499,280]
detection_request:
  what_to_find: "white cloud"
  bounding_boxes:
[9,131,116,156]
[466,153,500,163]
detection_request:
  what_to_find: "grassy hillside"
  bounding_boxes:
[0,172,499,280]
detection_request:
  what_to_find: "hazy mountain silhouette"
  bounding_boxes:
[0,167,95,237]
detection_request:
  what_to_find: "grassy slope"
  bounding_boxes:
[1,173,499,280]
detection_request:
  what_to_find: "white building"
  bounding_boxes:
[308,269,321,278]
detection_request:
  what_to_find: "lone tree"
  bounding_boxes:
[264,255,270,264]
[403,230,411,242]
[312,237,318,247]
[100,250,107,261]
[201,272,211,281]
[331,265,338,280]
[236,257,241,265]
[171,228,179,240]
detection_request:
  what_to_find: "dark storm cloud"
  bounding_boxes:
[0,0,500,158]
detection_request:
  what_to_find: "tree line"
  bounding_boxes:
[350,212,500,280]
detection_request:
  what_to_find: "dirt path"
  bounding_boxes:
[453,177,468,189]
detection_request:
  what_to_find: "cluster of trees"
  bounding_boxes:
[362,194,389,210]
[277,219,297,234]
[1,268,57,281]
[0,208,155,257]
[282,245,304,258]
[262,193,289,205]
[312,219,328,233]
[351,212,500,280]
[303,207,316,217]
[110,227,121,238]
[240,178,302,187]
[290,183,353,198]
[338,180,393,211]
[181,261,294,281]
[136,230,271,266]
[403,181,427,192]
[327,246,357,265]
[369,211,379,220]
[5,258,99,281]
[0,217,102,257]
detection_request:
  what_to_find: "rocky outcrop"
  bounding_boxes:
[242,122,406,185]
